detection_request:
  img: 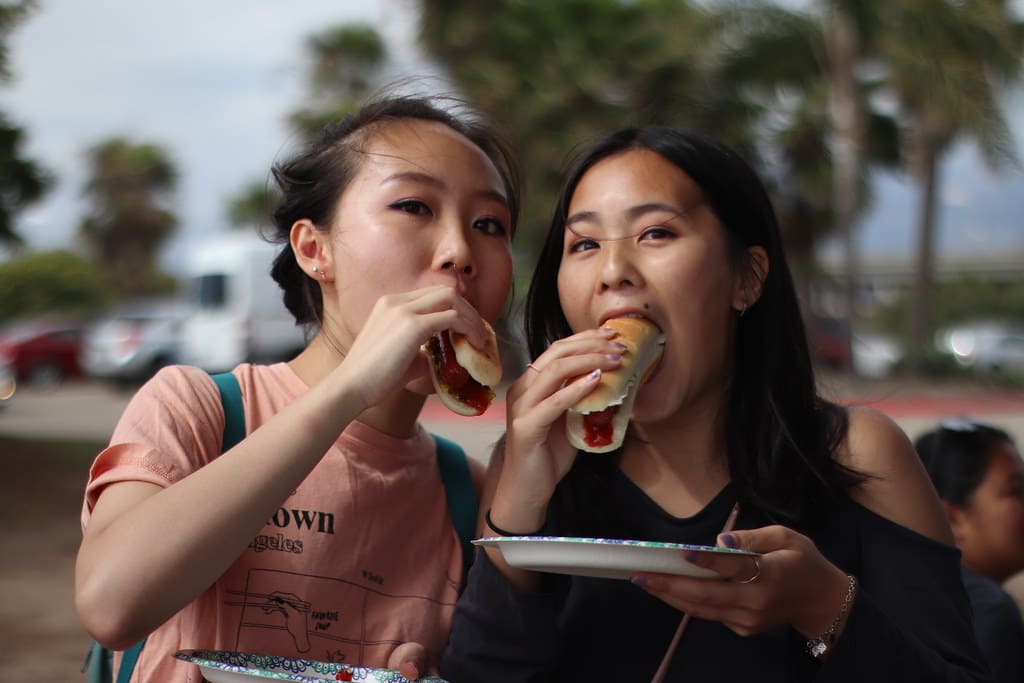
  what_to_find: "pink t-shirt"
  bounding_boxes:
[82,363,467,682]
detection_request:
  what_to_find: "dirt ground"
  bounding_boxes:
[0,437,99,682]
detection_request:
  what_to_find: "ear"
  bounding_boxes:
[290,219,331,281]
[943,500,971,546]
[732,245,769,314]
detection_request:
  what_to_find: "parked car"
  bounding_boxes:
[0,349,14,407]
[82,299,192,385]
[936,320,1024,375]
[0,319,85,386]
[810,315,902,378]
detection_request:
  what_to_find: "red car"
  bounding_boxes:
[0,319,85,386]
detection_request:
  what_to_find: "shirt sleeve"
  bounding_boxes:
[813,505,992,682]
[441,547,565,683]
[81,365,226,529]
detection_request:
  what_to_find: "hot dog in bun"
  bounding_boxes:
[566,317,665,453]
[424,321,502,416]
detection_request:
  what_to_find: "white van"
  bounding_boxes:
[181,232,307,372]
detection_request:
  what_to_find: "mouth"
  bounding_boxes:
[598,309,660,330]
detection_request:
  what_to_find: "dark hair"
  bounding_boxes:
[915,420,1014,506]
[269,95,522,326]
[525,126,859,527]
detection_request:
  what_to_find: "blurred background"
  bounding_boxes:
[0,0,1022,387]
[0,0,1023,679]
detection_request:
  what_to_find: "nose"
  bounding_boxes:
[598,241,641,291]
[435,221,475,279]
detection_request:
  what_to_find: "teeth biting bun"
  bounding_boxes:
[425,321,502,417]
[566,317,664,453]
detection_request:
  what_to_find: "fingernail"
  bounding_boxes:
[611,341,627,350]
[605,353,622,361]
[720,533,737,548]
[630,575,648,587]
[600,327,617,334]
[586,368,601,381]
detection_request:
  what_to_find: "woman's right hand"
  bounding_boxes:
[333,284,487,412]
[488,328,624,531]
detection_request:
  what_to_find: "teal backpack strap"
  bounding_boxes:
[115,641,144,683]
[82,372,246,682]
[210,371,245,451]
[432,434,479,573]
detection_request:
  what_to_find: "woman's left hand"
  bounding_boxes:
[631,525,851,638]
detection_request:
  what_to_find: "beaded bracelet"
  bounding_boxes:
[806,574,857,659]
[484,508,544,537]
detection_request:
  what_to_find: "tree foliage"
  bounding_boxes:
[287,24,388,140]
[225,178,281,234]
[77,138,179,299]
[0,249,109,322]
[0,0,51,246]
[419,0,772,246]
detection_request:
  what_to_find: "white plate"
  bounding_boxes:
[473,536,758,580]
[173,650,447,683]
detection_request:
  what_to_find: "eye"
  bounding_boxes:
[390,199,431,216]
[473,216,508,237]
[568,237,600,253]
[638,226,675,241]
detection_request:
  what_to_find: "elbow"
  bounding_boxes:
[75,569,147,650]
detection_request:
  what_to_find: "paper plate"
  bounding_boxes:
[173,650,447,683]
[474,536,758,580]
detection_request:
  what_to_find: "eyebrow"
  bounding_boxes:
[565,202,684,229]
[382,171,509,208]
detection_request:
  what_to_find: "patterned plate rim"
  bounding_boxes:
[472,536,759,556]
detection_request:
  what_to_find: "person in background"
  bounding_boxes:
[916,419,1024,682]
[74,94,520,682]
[442,126,990,682]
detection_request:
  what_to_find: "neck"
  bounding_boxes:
[288,332,426,439]
[621,400,731,518]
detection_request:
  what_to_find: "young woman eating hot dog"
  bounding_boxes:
[76,94,519,682]
[442,127,989,682]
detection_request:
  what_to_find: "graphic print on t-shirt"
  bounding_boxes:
[226,568,457,665]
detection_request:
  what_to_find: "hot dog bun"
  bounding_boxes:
[425,320,502,416]
[566,317,664,453]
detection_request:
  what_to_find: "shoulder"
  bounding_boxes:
[836,406,953,545]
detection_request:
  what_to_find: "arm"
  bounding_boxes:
[75,285,483,649]
[634,408,990,681]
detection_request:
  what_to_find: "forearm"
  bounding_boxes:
[76,372,364,647]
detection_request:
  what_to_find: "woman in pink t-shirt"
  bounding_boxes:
[76,94,520,681]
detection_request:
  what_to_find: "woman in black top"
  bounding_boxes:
[441,127,990,682]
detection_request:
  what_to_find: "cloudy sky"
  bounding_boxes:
[4,0,1023,274]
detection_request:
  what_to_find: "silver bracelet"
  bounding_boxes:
[806,574,857,659]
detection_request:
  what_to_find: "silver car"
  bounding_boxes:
[82,300,192,385]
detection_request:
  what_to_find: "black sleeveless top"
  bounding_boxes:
[442,456,990,683]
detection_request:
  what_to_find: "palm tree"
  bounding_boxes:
[0,0,51,247]
[288,24,387,140]
[418,0,767,252]
[78,139,178,298]
[877,0,1023,369]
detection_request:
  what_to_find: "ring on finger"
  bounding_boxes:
[527,363,540,374]
[736,557,760,584]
